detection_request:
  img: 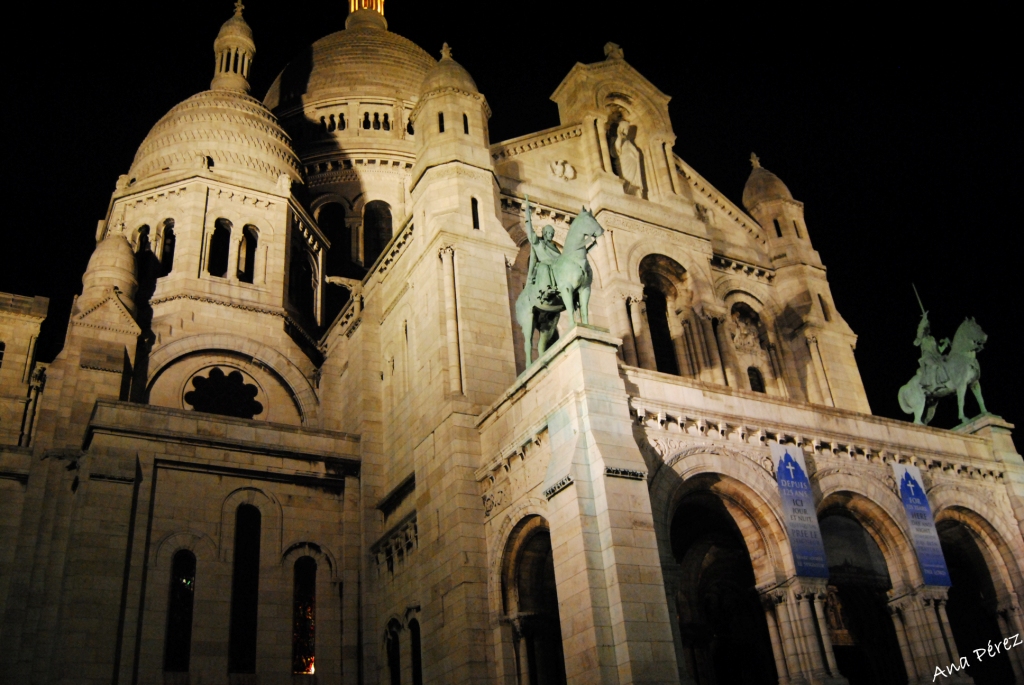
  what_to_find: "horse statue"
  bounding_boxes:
[515,198,604,366]
[898,316,988,425]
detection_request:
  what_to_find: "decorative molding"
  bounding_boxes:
[710,254,774,283]
[376,222,414,276]
[492,126,582,162]
[605,467,646,481]
[543,475,573,500]
[213,188,276,211]
[371,512,419,580]
[149,293,319,349]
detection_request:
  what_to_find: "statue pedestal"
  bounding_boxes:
[957,414,1024,540]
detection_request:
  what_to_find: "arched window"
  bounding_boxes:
[437,112,445,133]
[363,201,393,268]
[229,505,261,674]
[163,550,196,672]
[643,285,679,375]
[159,221,176,277]
[289,236,316,321]
[818,294,832,322]
[386,621,401,685]
[292,556,316,674]
[409,619,423,685]
[0,341,5,369]
[747,366,766,393]
[462,113,469,134]
[772,219,782,238]
[363,112,371,130]
[238,226,258,283]
[406,120,414,136]
[471,198,480,229]
[319,204,353,277]
[793,220,802,238]
[208,219,231,277]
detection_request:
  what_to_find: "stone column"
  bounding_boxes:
[612,293,638,366]
[888,603,920,684]
[697,315,726,385]
[761,591,792,685]
[921,591,952,666]
[629,296,657,370]
[811,589,841,678]
[774,589,806,679]
[667,312,692,376]
[997,601,1024,683]
[934,598,962,663]
[766,342,790,397]
[806,335,835,407]
[582,115,605,177]
[439,246,463,395]
[794,588,828,680]
[596,116,613,174]
[227,227,240,281]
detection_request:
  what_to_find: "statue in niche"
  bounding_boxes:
[729,310,761,353]
[611,120,643,196]
[898,292,989,424]
[515,196,604,367]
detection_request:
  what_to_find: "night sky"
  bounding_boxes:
[2,1,1019,431]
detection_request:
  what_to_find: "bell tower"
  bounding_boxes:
[743,154,869,412]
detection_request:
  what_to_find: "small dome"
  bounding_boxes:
[128,89,303,187]
[215,7,254,48]
[81,231,138,312]
[742,154,793,211]
[264,17,436,110]
[421,44,478,95]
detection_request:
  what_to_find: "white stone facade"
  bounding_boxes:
[1,4,1022,685]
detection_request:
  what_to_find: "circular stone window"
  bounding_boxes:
[182,366,265,419]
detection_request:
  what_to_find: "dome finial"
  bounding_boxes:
[750,152,761,169]
[211,3,256,93]
[440,43,452,60]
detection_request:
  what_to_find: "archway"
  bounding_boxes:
[638,254,691,376]
[501,516,566,685]
[938,520,1016,685]
[670,491,777,684]
[819,511,906,685]
[363,200,393,268]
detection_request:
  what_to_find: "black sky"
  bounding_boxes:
[2,1,1019,430]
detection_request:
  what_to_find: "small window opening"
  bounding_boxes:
[406,120,414,136]
[471,198,480,229]
[327,115,336,132]
[438,112,445,133]
[338,113,346,130]
[793,220,802,238]
[373,113,381,130]
[233,51,240,74]
[410,619,423,685]
[207,219,231,278]
[772,219,782,238]
[386,622,401,685]
[238,226,258,283]
[292,557,317,674]
[748,366,766,393]
[383,113,391,131]
[462,113,469,134]
[363,112,371,130]
[163,550,196,672]
[0,342,6,369]
[228,505,261,674]
[819,294,832,322]
[160,222,176,277]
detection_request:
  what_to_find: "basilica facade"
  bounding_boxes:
[2,2,1023,684]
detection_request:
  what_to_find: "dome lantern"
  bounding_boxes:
[211,1,256,93]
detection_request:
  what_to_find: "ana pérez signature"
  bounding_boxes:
[933,633,1021,681]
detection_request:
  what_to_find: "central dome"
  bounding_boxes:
[264,10,437,111]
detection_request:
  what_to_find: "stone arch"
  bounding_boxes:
[815,474,921,592]
[218,487,283,562]
[282,541,341,583]
[593,81,672,136]
[650,446,792,585]
[487,497,550,616]
[154,530,218,570]
[930,488,1024,601]
[146,333,319,425]
[624,242,712,304]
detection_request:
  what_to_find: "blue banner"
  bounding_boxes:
[892,464,951,586]
[770,444,830,578]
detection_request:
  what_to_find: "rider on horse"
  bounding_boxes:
[525,201,562,298]
[914,312,950,391]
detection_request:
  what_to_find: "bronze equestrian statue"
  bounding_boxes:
[515,196,604,367]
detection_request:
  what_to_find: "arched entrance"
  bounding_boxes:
[819,511,906,685]
[670,491,777,684]
[939,519,1016,685]
[501,516,566,685]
